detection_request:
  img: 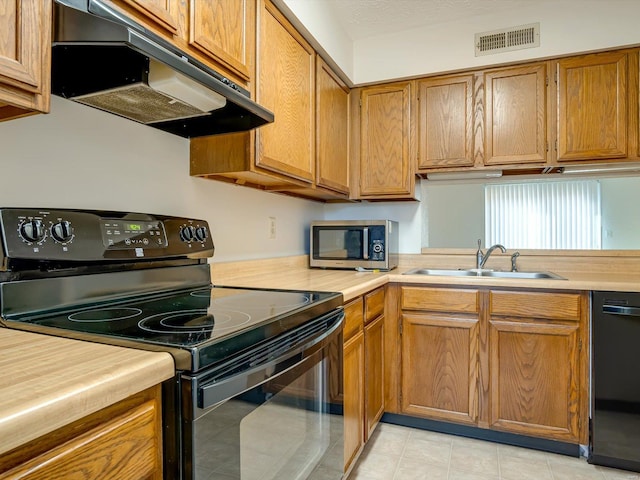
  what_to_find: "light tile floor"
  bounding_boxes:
[348,423,640,480]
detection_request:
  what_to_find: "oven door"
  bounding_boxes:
[178,309,344,480]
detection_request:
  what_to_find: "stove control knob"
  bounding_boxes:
[194,226,208,242]
[51,221,73,243]
[180,225,195,242]
[19,219,46,243]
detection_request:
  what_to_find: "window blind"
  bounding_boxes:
[484,180,601,249]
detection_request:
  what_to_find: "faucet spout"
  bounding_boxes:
[477,243,507,269]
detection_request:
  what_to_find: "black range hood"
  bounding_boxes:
[52,0,274,138]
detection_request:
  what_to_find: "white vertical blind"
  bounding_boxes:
[485,180,601,249]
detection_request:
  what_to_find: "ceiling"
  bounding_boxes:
[322,0,542,41]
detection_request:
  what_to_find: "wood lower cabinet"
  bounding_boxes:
[0,385,163,480]
[392,285,588,444]
[357,82,414,199]
[343,287,386,472]
[488,290,586,443]
[400,288,480,425]
[364,287,385,437]
[0,0,51,121]
[343,326,365,472]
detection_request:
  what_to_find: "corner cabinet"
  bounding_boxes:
[0,385,163,480]
[388,285,588,445]
[190,1,350,202]
[0,0,52,121]
[316,57,350,195]
[356,82,415,199]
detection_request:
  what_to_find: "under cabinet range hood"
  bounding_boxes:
[51,0,274,138]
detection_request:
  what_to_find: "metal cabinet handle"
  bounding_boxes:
[603,305,640,317]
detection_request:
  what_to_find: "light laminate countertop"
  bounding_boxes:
[0,328,174,455]
[3,253,639,457]
[211,257,640,302]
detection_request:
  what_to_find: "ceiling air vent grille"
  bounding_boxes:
[475,23,540,56]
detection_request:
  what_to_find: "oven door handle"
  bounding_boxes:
[196,309,343,409]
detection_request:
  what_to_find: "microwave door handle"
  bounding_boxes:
[362,228,369,259]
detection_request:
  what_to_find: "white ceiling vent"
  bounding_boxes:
[475,23,540,56]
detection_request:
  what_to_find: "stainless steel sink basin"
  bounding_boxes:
[403,268,565,280]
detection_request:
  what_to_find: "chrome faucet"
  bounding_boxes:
[476,239,506,269]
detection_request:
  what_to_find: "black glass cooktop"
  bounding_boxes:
[14,286,342,372]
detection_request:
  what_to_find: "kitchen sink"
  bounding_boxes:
[403,268,566,280]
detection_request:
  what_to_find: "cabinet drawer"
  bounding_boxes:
[401,287,478,314]
[344,297,364,341]
[364,287,385,324]
[0,398,161,480]
[489,291,581,321]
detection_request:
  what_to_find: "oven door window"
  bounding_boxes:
[191,349,343,480]
[313,227,364,260]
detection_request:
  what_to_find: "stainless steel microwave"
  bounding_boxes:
[310,220,399,270]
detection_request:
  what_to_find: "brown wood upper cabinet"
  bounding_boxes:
[256,0,315,183]
[316,57,350,195]
[417,74,474,169]
[190,2,350,202]
[358,82,415,199]
[0,0,52,122]
[108,0,254,86]
[484,63,548,165]
[556,50,629,161]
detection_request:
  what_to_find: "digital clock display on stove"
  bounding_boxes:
[100,219,167,249]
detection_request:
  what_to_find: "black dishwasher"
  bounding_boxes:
[589,291,640,472]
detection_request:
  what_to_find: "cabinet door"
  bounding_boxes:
[557,51,628,161]
[316,57,350,194]
[417,75,474,169]
[484,64,548,165]
[401,313,479,425]
[112,0,179,34]
[489,319,580,442]
[0,0,51,120]
[343,332,364,472]
[364,314,384,438]
[0,386,162,480]
[359,82,414,198]
[189,0,253,81]
[257,0,315,183]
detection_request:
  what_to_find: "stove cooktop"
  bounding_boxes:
[8,286,342,372]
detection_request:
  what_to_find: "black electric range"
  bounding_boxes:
[0,208,342,372]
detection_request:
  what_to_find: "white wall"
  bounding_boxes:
[323,184,423,254]
[282,0,640,85]
[0,97,324,262]
[601,177,640,249]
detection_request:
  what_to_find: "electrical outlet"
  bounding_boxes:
[268,216,276,239]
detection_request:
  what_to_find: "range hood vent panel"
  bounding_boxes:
[51,0,273,138]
